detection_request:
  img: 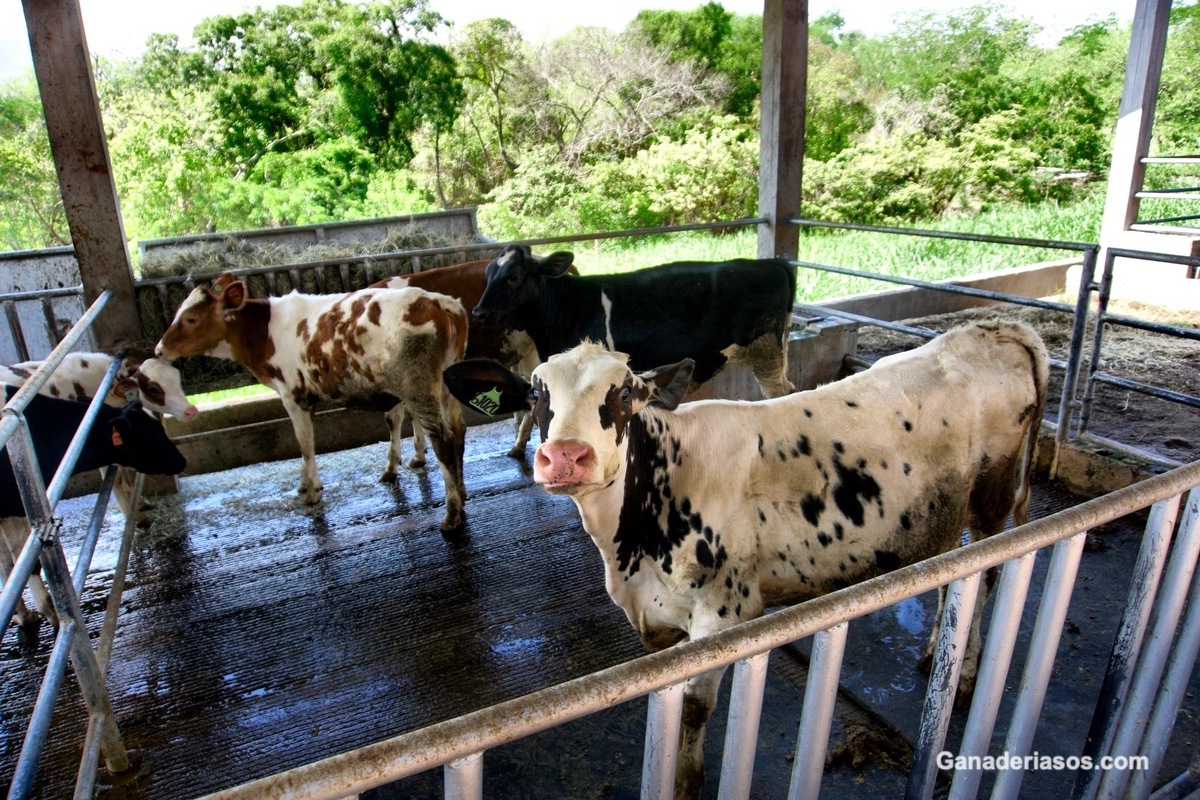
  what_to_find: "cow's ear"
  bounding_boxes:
[443,359,533,416]
[111,376,138,403]
[220,280,248,310]
[538,251,574,278]
[639,359,694,411]
[213,271,237,290]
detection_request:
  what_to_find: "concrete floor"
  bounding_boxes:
[1,422,1197,799]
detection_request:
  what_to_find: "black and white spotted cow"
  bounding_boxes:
[444,321,1048,798]
[472,244,797,399]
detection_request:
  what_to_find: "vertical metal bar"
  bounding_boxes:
[950,551,1039,800]
[717,651,771,800]
[643,682,686,800]
[5,300,31,362]
[265,270,278,296]
[1096,490,1200,800]
[41,296,62,347]
[6,421,53,525]
[1127,558,1200,800]
[989,531,1088,799]
[75,472,141,800]
[313,266,327,294]
[787,622,849,800]
[907,573,983,800]
[411,256,422,274]
[362,259,375,285]
[442,751,483,800]
[1052,246,1098,476]
[339,263,351,292]
[1072,495,1181,800]
[38,526,130,775]
[9,620,78,799]
[288,269,302,293]
[1078,250,1116,438]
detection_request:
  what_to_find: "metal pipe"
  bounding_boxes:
[1053,246,1098,477]
[989,531,1088,799]
[1076,432,1184,470]
[642,683,685,800]
[1106,248,1200,269]
[197,461,1200,800]
[1078,249,1117,439]
[1128,547,1200,800]
[8,620,78,800]
[787,623,848,800]
[717,651,771,800]
[1097,491,1200,800]
[792,259,1081,314]
[37,526,130,775]
[1088,372,1200,410]
[0,285,83,303]
[442,752,483,800]
[950,551,1038,800]
[5,420,53,525]
[6,300,30,362]
[75,472,142,800]
[1091,312,1200,343]
[787,217,1092,252]
[1148,745,1200,800]
[1072,496,1181,800]
[795,303,939,340]
[907,573,982,800]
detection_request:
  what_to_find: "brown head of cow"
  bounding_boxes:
[156,273,248,361]
[446,321,1048,798]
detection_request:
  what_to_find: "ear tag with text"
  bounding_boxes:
[469,387,504,416]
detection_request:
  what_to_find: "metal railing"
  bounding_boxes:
[0,290,150,800]
[194,459,1200,800]
[786,217,1199,472]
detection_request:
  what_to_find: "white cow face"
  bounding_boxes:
[118,357,198,420]
[443,342,693,496]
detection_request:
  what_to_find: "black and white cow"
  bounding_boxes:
[472,245,797,399]
[444,321,1048,798]
[1,389,188,627]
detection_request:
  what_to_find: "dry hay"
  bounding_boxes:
[853,298,1200,464]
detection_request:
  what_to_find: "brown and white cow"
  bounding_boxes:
[372,259,539,472]
[444,321,1048,797]
[156,272,469,531]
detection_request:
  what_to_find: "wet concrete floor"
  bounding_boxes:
[1,420,1197,798]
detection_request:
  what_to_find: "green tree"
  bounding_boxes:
[0,78,66,249]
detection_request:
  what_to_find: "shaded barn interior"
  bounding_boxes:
[3,421,1196,798]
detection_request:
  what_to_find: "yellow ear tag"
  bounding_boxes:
[111,429,124,447]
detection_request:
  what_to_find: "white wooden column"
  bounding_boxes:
[22,0,143,352]
[757,0,808,260]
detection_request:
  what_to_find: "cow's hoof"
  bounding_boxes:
[440,512,465,533]
[303,488,323,505]
[407,457,426,469]
[135,513,154,530]
[379,469,397,484]
[507,446,526,459]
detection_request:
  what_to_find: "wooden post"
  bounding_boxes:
[757,0,808,260]
[22,0,144,352]
[1099,0,1171,245]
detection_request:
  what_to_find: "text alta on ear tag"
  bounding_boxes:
[469,387,504,416]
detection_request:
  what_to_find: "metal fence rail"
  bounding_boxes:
[196,459,1200,800]
[0,290,154,799]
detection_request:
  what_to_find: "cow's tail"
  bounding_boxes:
[1009,322,1049,527]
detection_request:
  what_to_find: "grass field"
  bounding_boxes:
[189,192,1109,405]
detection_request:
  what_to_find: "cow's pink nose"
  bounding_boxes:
[183,405,199,420]
[535,441,594,485]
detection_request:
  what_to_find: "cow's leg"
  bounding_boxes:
[0,518,54,626]
[509,411,534,458]
[281,401,322,504]
[411,391,467,531]
[0,521,36,627]
[745,331,794,398]
[109,466,152,528]
[409,418,428,469]
[675,667,726,799]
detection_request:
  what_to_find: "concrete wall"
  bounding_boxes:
[0,247,93,362]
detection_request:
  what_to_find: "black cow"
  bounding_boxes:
[472,245,797,399]
[1,389,187,626]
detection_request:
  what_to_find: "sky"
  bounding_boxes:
[1,0,1135,82]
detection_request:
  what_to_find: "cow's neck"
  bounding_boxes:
[572,409,690,581]
[222,300,276,382]
[536,276,604,357]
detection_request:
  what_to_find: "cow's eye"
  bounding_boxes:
[529,387,539,403]
[184,316,197,325]
[620,386,632,403]
[507,273,520,286]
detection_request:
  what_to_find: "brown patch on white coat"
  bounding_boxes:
[156,272,469,530]
[444,322,1048,798]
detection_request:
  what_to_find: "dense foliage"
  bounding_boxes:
[2,0,1199,251]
